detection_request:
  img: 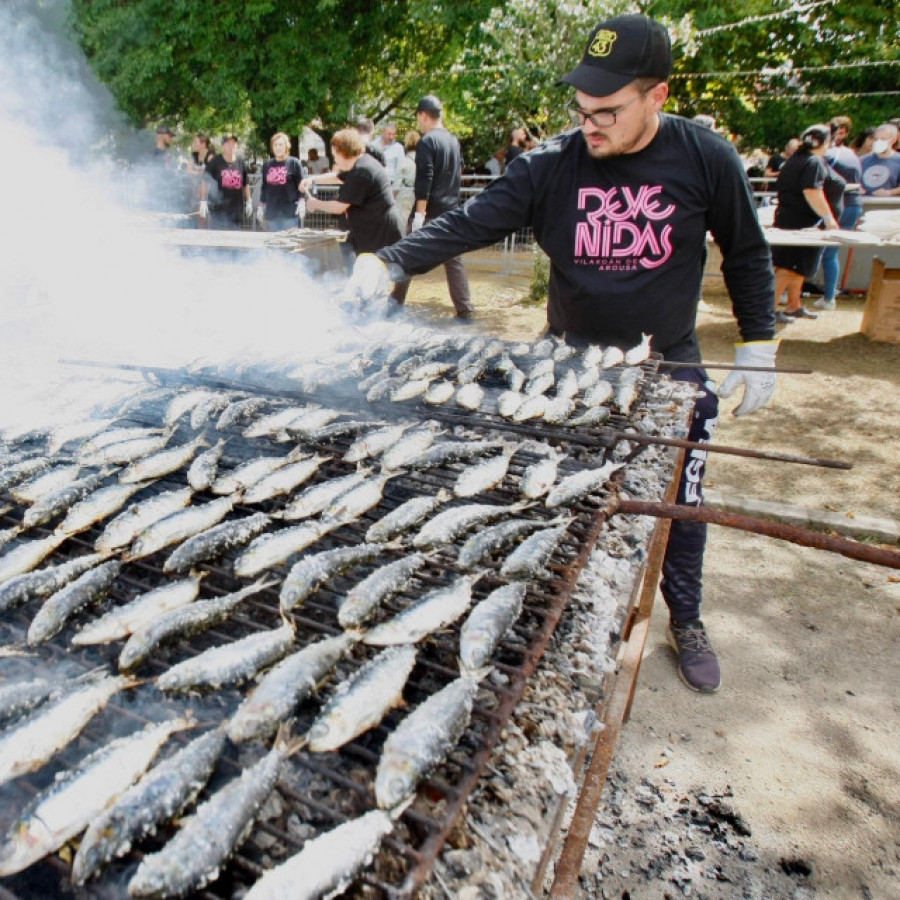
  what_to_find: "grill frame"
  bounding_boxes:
[0,350,689,899]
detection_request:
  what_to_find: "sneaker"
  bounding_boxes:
[666,620,721,693]
[775,311,794,325]
[785,307,818,319]
[813,298,836,310]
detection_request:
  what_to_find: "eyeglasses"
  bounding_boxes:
[566,92,645,129]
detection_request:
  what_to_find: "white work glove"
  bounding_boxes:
[198,200,208,218]
[411,212,425,232]
[256,206,265,225]
[244,200,253,219]
[717,340,779,417]
[345,253,391,302]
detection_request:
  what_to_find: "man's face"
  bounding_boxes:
[833,125,849,146]
[382,125,397,144]
[574,83,667,159]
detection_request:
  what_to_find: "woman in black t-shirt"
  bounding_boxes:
[258,132,305,232]
[301,128,407,303]
[771,124,840,321]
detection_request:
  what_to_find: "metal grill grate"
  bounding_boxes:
[0,350,669,898]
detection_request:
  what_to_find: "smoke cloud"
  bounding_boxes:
[0,1,394,434]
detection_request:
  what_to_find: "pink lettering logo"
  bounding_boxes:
[266,165,288,186]
[574,185,675,269]
[221,169,243,190]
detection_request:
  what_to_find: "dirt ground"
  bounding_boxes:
[400,261,900,900]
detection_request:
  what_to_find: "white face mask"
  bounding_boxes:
[872,139,891,154]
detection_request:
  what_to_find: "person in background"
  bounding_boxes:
[153,125,175,168]
[484,148,505,176]
[504,127,527,167]
[257,132,304,232]
[300,128,407,304]
[406,94,473,319]
[199,134,252,230]
[765,138,800,179]
[377,122,406,194]
[816,120,863,310]
[306,147,330,174]
[394,130,420,226]
[770,124,840,322]
[860,123,900,196]
[354,116,386,167]
[349,15,777,693]
[188,133,214,174]
[829,115,852,148]
[692,113,716,130]
[852,128,875,157]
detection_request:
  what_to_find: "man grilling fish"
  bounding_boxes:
[347,14,778,693]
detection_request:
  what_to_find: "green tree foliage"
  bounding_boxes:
[70,0,898,161]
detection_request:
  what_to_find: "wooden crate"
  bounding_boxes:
[861,258,900,343]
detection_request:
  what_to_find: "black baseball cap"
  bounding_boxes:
[416,95,443,115]
[559,14,672,98]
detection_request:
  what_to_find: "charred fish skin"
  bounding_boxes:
[72,573,205,646]
[243,808,394,900]
[456,519,541,571]
[118,578,274,672]
[56,479,150,535]
[0,552,109,614]
[459,582,526,674]
[545,461,622,509]
[27,559,122,646]
[365,490,450,543]
[241,454,327,505]
[233,519,336,579]
[0,532,68,585]
[307,645,417,753]
[375,676,478,810]
[279,470,369,521]
[119,434,206,485]
[0,675,130,788]
[162,512,271,575]
[338,553,428,630]
[279,543,385,612]
[0,718,187,878]
[94,487,193,553]
[186,439,226,491]
[412,502,521,551]
[0,679,57,727]
[499,520,572,580]
[362,574,481,647]
[227,634,354,745]
[72,728,228,886]
[127,494,239,560]
[127,740,287,899]
[156,622,295,692]
[22,470,114,529]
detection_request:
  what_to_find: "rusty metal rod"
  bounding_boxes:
[617,499,900,569]
[657,360,813,374]
[609,431,852,470]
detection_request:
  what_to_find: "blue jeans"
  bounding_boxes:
[821,205,863,300]
[660,367,718,624]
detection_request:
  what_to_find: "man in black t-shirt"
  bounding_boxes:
[348,15,779,695]
[200,135,252,230]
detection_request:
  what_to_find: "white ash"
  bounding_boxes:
[419,379,688,899]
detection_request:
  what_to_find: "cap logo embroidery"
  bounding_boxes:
[589,29,617,58]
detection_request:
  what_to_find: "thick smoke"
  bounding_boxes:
[0,1,393,433]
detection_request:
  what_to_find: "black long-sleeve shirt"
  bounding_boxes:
[414,126,463,217]
[379,115,775,362]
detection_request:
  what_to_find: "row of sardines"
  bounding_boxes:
[0,331,648,898]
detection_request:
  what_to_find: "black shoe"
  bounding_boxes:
[785,307,818,319]
[775,311,794,324]
[667,620,722,693]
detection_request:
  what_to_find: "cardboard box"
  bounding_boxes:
[861,258,900,343]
